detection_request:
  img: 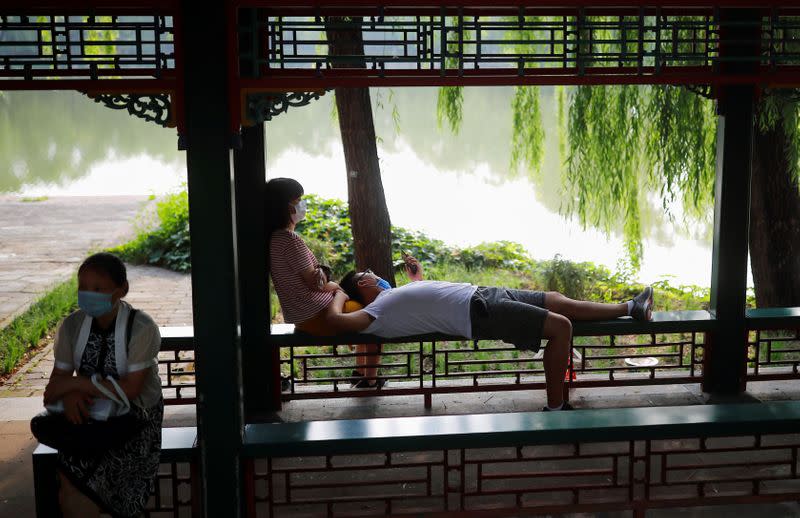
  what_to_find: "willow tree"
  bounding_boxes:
[438,20,800,308]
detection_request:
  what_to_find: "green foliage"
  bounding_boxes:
[510,86,544,176]
[451,241,533,271]
[115,192,710,318]
[437,87,463,133]
[110,189,191,272]
[0,277,77,375]
[432,16,731,275]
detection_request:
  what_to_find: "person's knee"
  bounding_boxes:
[543,312,572,341]
[545,291,567,312]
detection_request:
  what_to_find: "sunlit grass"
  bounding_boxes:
[0,277,77,375]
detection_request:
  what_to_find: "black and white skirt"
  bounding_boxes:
[58,399,164,518]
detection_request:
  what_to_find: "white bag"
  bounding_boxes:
[45,373,130,422]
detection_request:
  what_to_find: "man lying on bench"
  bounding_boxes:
[327,255,653,412]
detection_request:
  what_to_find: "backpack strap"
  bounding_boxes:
[126,308,138,353]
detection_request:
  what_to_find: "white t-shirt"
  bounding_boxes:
[53,301,162,409]
[363,281,477,338]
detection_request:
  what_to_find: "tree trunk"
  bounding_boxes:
[326,17,395,283]
[749,101,800,307]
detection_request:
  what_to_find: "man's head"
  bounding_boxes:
[340,269,390,305]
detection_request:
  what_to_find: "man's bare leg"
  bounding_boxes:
[355,344,380,379]
[545,291,648,321]
[541,312,572,408]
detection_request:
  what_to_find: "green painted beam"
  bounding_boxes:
[242,401,800,457]
[161,307,797,350]
[234,123,276,416]
[180,0,244,516]
[264,310,716,346]
[746,307,800,329]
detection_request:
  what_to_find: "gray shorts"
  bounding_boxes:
[469,286,548,352]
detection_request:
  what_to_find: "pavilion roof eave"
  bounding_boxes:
[0,0,178,11]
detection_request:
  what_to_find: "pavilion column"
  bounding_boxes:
[234,123,280,417]
[705,9,758,395]
[181,1,244,516]
[235,6,280,416]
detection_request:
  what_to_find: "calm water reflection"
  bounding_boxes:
[1,88,720,286]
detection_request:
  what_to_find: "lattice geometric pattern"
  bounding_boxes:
[145,460,196,517]
[247,434,800,516]
[277,332,704,406]
[747,328,800,381]
[157,331,704,407]
[158,345,197,406]
[0,14,175,80]
[250,8,800,86]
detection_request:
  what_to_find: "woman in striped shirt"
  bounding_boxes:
[266,178,383,388]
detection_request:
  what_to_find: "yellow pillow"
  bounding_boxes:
[344,300,364,313]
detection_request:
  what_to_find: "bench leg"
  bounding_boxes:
[32,453,62,518]
[424,393,432,409]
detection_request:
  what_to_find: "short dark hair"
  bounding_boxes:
[78,252,128,287]
[265,177,304,236]
[339,270,363,304]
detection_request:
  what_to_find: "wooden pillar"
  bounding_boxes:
[234,123,279,417]
[235,7,280,417]
[705,9,758,394]
[180,1,244,516]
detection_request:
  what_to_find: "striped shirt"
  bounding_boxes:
[269,229,334,324]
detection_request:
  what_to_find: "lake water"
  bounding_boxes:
[0,88,744,288]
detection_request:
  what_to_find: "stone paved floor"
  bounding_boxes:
[0,195,149,328]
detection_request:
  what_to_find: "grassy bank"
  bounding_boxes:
[0,276,77,376]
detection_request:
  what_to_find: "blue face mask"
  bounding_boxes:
[375,278,392,290]
[78,291,114,317]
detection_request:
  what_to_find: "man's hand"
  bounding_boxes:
[63,391,93,424]
[404,255,424,282]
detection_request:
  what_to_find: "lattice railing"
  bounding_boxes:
[247,433,800,516]
[247,8,800,85]
[278,332,705,407]
[747,328,800,381]
[158,344,197,406]
[144,458,197,517]
[0,14,176,80]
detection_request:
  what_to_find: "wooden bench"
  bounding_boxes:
[32,427,198,518]
[159,311,719,408]
[746,306,800,329]
[161,310,717,347]
[159,309,799,407]
[242,401,800,516]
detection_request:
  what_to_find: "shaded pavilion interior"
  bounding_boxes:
[4,1,800,516]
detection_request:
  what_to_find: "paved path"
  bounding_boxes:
[0,195,194,517]
[0,195,149,328]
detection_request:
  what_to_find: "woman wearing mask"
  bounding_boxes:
[266,177,383,388]
[32,252,162,518]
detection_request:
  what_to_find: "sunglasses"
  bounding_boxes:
[354,268,373,284]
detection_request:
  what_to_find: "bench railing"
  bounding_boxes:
[156,309,800,407]
[746,308,800,382]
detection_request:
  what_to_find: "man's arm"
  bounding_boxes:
[325,291,373,333]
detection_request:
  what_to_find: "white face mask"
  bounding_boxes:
[290,199,307,224]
